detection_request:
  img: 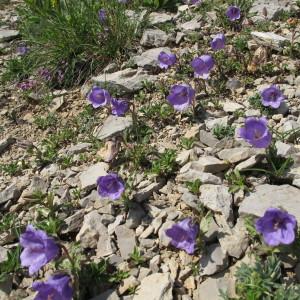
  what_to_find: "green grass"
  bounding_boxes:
[2,0,138,87]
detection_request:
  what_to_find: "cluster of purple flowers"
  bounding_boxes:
[88,87,129,116]
[17,80,36,91]
[20,225,73,300]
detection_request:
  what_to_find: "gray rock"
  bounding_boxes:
[134,180,165,202]
[140,29,171,47]
[61,210,85,234]
[90,289,120,300]
[132,47,172,68]
[0,246,8,263]
[177,169,221,185]
[67,143,92,155]
[0,29,19,42]
[181,192,199,210]
[93,115,132,140]
[226,78,243,90]
[218,219,249,259]
[194,277,236,300]
[205,117,228,131]
[79,190,99,207]
[133,273,173,300]
[176,149,197,166]
[281,120,300,142]
[251,31,288,51]
[239,184,300,223]
[96,233,116,257]
[180,157,229,174]
[235,154,264,171]
[0,137,15,154]
[149,12,173,25]
[223,101,244,113]
[49,96,64,112]
[115,225,136,259]
[0,183,20,205]
[79,162,109,192]
[118,276,140,295]
[275,141,298,156]
[180,17,202,32]
[199,130,219,147]
[250,0,296,22]
[199,185,233,222]
[76,211,108,248]
[84,68,157,96]
[158,220,175,247]
[126,203,145,229]
[218,148,256,163]
[199,243,229,276]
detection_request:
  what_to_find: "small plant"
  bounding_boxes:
[213,124,236,140]
[7,0,137,87]
[140,0,180,10]
[150,149,177,176]
[34,113,57,130]
[180,137,195,150]
[108,269,130,284]
[0,246,21,283]
[222,255,300,300]
[248,93,274,115]
[130,247,145,266]
[185,179,201,194]
[0,161,26,176]
[225,170,250,193]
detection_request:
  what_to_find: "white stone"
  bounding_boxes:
[79,162,109,191]
[133,273,173,300]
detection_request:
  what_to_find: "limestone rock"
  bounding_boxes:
[133,273,173,300]
[83,68,157,96]
[180,157,229,174]
[76,211,108,248]
[93,115,133,140]
[115,225,136,259]
[239,184,300,223]
[79,162,109,192]
[132,47,172,68]
[140,29,171,47]
[251,31,288,51]
[199,185,233,222]
[0,29,19,42]
[199,243,229,276]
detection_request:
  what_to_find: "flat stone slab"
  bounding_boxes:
[0,29,19,42]
[239,184,300,223]
[132,47,172,68]
[251,31,288,50]
[93,115,132,140]
[84,68,157,96]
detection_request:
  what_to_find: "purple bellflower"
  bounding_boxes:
[211,33,226,51]
[17,46,29,55]
[256,208,297,246]
[158,51,177,69]
[165,218,199,254]
[20,225,59,275]
[111,98,129,116]
[32,274,73,300]
[239,117,272,148]
[98,9,107,23]
[167,84,195,111]
[88,87,111,108]
[260,85,285,109]
[226,6,241,21]
[191,55,214,79]
[97,173,125,200]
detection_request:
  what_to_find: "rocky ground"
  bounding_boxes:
[1,0,300,299]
